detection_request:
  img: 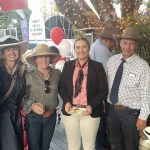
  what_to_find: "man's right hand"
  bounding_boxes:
[31,103,44,115]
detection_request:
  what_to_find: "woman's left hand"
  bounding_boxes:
[85,105,92,115]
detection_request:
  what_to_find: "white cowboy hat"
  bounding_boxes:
[139,127,150,150]
[21,49,34,65]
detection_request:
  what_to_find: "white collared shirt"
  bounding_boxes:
[107,53,150,120]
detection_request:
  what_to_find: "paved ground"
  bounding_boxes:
[50,119,68,150]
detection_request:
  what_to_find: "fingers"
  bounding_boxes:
[65,102,72,112]
[136,124,146,131]
[84,105,92,115]
[31,103,44,115]
[136,119,147,131]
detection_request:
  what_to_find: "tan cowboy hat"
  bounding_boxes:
[0,35,28,56]
[26,44,60,65]
[117,27,141,41]
[100,27,116,40]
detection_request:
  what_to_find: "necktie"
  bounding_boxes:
[110,59,125,104]
[74,59,88,98]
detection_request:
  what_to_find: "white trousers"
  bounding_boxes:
[63,115,100,150]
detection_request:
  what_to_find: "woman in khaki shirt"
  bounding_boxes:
[22,44,61,150]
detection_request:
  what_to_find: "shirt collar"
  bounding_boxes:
[75,59,88,68]
[35,67,50,81]
[120,53,137,63]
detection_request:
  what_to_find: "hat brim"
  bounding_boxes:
[101,36,115,41]
[116,35,141,42]
[26,53,60,65]
[0,41,28,56]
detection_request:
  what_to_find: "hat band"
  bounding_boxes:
[145,131,150,136]
[0,38,19,45]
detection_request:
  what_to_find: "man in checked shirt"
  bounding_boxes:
[106,27,150,150]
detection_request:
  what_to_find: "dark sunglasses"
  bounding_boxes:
[44,80,50,94]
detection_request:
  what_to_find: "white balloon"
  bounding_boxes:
[58,40,71,57]
[55,60,65,72]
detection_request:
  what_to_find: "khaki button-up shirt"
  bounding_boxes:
[22,67,61,114]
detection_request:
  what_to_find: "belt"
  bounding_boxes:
[43,109,55,117]
[109,104,129,111]
[73,104,86,108]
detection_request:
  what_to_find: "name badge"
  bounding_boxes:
[129,73,136,77]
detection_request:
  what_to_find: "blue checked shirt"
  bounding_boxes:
[107,54,150,120]
[90,39,112,71]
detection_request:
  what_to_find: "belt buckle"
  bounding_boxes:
[114,105,127,111]
[43,109,54,117]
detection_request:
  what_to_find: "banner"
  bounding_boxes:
[20,19,29,41]
[0,0,28,12]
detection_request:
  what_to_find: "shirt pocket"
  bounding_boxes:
[122,73,139,88]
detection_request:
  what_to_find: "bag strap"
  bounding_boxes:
[0,76,16,105]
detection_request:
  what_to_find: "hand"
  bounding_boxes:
[136,118,147,130]
[31,103,44,115]
[65,102,72,113]
[84,105,92,115]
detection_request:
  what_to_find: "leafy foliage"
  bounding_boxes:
[118,11,150,63]
[0,8,31,40]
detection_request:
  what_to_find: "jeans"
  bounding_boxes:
[107,105,140,150]
[25,111,56,150]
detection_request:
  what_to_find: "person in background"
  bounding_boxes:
[0,35,28,150]
[90,27,116,150]
[90,27,116,71]
[59,37,108,150]
[22,44,61,150]
[49,45,66,72]
[48,46,61,68]
[107,27,150,150]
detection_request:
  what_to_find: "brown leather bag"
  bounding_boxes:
[0,77,16,105]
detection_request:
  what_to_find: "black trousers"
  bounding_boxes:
[107,105,140,150]
[0,109,24,150]
[95,112,110,150]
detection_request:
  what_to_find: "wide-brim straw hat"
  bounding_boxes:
[26,44,60,65]
[117,27,141,41]
[100,27,115,40]
[0,35,28,56]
